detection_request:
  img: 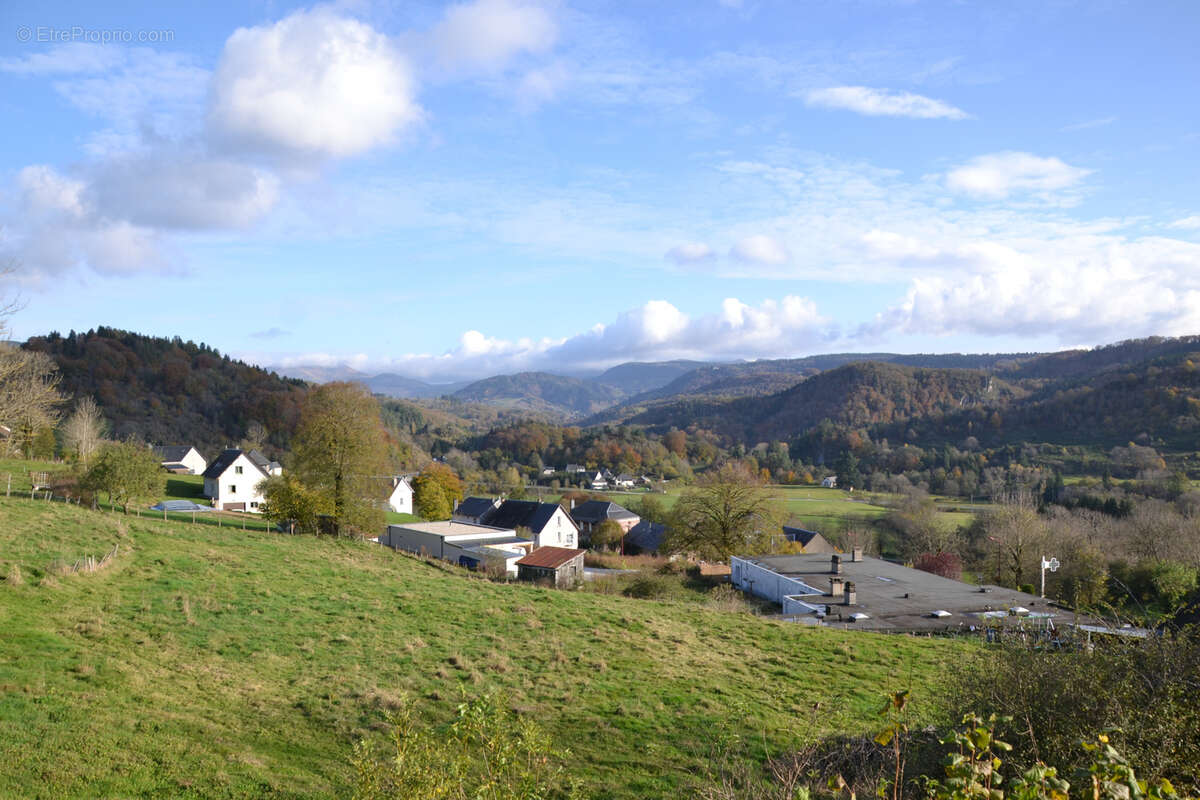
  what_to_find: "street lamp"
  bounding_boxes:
[1040,556,1060,598]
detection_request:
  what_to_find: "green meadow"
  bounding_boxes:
[0,495,970,798]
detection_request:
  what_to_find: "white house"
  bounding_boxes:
[589,471,609,490]
[202,448,279,512]
[152,445,207,475]
[481,500,580,549]
[821,475,838,489]
[386,475,413,514]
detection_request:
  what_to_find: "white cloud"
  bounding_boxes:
[1168,215,1200,230]
[1060,116,1117,132]
[803,86,968,120]
[430,0,558,75]
[946,151,1092,200]
[730,234,789,265]
[665,242,715,264]
[208,8,422,159]
[273,295,832,380]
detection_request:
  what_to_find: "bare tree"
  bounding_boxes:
[62,396,106,468]
[0,346,63,456]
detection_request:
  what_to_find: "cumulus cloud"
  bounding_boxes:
[946,151,1092,200]
[251,327,292,340]
[271,295,833,380]
[430,0,558,75]
[665,242,715,264]
[730,234,789,265]
[208,8,422,160]
[1169,215,1200,230]
[803,86,968,120]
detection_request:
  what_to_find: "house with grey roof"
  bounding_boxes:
[202,448,280,512]
[570,500,640,546]
[453,496,502,524]
[782,525,836,554]
[152,445,206,475]
[481,499,579,549]
[625,519,667,555]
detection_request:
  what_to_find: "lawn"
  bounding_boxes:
[0,495,971,798]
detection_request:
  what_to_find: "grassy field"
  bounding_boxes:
[0,496,970,798]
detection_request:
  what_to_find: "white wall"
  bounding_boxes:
[534,506,578,549]
[388,480,413,514]
[731,557,824,605]
[205,453,269,512]
[179,449,207,475]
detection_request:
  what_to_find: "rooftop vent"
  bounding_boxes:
[929,610,952,618]
[830,554,842,575]
[849,612,870,622]
[843,581,856,605]
[829,576,845,598]
[851,547,863,562]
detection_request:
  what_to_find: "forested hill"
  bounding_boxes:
[25,328,308,455]
[452,371,625,417]
[621,362,1016,441]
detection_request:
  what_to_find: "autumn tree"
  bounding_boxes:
[61,396,106,468]
[80,439,165,513]
[664,462,785,560]
[258,473,332,534]
[291,382,389,537]
[590,519,624,551]
[413,462,464,520]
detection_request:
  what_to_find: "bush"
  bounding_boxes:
[622,574,676,600]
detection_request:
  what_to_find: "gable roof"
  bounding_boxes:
[570,500,638,524]
[152,445,196,463]
[455,496,499,519]
[202,448,269,480]
[626,520,667,553]
[782,526,836,552]
[483,500,574,534]
[516,546,585,569]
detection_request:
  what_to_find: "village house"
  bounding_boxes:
[380,520,532,575]
[589,471,608,490]
[202,448,281,512]
[152,445,206,475]
[624,519,667,555]
[781,525,836,553]
[515,547,586,587]
[613,473,636,488]
[480,499,580,549]
[385,475,414,514]
[570,500,640,546]
[730,551,1089,633]
[452,496,502,524]
[821,476,838,489]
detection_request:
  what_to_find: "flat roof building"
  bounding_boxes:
[732,551,1090,633]
[381,520,533,575]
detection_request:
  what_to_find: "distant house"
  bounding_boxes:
[386,475,413,514]
[202,448,278,512]
[152,445,206,475]
[565,464,586,474]
[782,525,836,554]
[481,500,580,549]
[516,547,585,587]
[613,473,636,488]
[625,520,667,555]
[453,496,502,524]
[589,471,609,490]
[821,476,837,489]
[541,467,555,477]
[381,520,532,575]
[570,500,640,545]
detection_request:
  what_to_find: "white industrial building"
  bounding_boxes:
[380,520,534,575]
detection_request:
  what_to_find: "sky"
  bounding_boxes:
[1,0,1199,382]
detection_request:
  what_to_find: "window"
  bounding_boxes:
[235,465,244,475]
[250,502,258,509]
[229,484,237,494]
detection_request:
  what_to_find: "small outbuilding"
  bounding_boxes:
[515,546,585,587]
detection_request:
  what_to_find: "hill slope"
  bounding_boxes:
[25,327,307,455]
[452,371,626,417]
[0,498,962,798]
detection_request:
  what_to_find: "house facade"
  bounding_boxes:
[202,448,276,512]
[450,498,579,549]
[386,476,413,514]
[570,500,640,546]
[821,476,838,489]
[152,445,207,475]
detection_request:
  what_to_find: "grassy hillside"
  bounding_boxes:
[0,498,968,798]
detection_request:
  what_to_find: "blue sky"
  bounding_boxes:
[1,0,1199,381]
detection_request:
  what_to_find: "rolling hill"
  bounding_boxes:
[451,371,626,417]
[0,497,963,798]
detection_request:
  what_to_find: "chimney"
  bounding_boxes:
[829,576,845,598]
[851,547,864,562]
[830,554,842,575]
[453,498,459,512]
[570,498,575,510]
[843,581,856,605]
